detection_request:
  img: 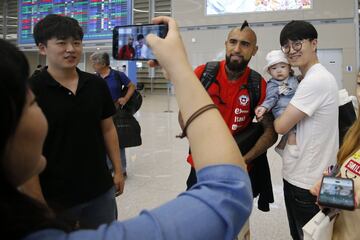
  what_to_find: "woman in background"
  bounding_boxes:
[310,72,360,240]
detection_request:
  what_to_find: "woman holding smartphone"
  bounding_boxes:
[311,71,360,240]
[1,16,252,240]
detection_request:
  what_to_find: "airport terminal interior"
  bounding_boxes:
[1,0,360,239]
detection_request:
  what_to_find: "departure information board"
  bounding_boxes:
[18,0,132,45]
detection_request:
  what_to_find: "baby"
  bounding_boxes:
[255,50,299,155]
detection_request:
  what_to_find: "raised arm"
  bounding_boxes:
[52,16,252,240]
[147,17,245,171]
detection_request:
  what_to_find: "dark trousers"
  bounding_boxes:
[186,167,197,190]
[57,187,117,229]
[283,180,319,240]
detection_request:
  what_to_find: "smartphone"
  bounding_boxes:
[113,24,168,61]
[318,176,355,210]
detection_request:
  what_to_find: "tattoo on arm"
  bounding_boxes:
[244,113,278,164]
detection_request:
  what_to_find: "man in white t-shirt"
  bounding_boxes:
[274,20,339,240]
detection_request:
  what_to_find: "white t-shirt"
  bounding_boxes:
[283,63,339,189]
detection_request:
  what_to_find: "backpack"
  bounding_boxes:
[114,70,143,115]
[200,61,262,118]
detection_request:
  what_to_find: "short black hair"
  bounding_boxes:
[137,34,144,41]
[33,14,84,46]
[280,20,317,46]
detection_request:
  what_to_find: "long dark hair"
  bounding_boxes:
[0,39,69,239]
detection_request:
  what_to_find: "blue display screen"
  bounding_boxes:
[18,0,132,45]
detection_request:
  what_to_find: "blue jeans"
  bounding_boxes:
[58,186,116,229]
[283,180,319,240]
[107,148,127,174]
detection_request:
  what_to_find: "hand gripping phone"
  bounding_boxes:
[113,24,168,61]
[318,176,355,210]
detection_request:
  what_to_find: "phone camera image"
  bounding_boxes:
[318,176,355,210]
[113,24,168,61]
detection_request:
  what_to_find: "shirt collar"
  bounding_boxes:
[43,68,88,91]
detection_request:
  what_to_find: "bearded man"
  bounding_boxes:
[183,20,276,192]
[179,21,277,238]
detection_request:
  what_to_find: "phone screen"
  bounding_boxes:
[318,176,355,210]
[113,24,168,61]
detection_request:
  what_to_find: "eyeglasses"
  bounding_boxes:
[281,40,304,54]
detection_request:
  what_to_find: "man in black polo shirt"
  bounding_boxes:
[27,14,124,229]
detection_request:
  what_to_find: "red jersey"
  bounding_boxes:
[118,45,135,59]
[187,60,267,166]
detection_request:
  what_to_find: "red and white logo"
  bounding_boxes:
[345,159,360,177]
[239,95,249,106]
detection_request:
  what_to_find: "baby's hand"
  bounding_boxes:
[255,106,267,120]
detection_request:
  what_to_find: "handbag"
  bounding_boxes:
[113,107,142,148]
[121,87,143,115]
[302,208,338,240]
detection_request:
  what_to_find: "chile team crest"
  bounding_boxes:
[239,95,249,106]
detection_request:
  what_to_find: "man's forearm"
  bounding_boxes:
[244,114,278,164]
[104,126,123,174]
[124,84,136,101]
[19,175,47,205]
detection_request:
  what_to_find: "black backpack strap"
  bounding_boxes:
[246,70,262,117]
[113,70,123,93]
[200,61,220,90]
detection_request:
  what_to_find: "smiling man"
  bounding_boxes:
[275,20,339,240]
[27,14,124,229]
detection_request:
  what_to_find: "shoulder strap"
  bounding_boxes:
[200,61,220,90]
[199,63,261,116]
[247,69,262,116]
[113,70,127,94]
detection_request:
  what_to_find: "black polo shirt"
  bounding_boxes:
[29,68,115,210]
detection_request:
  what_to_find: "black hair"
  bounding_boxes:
[36,64,42,68]
[33,14,84,46]
[0,40,27,160]
[280,20,318,46]
[137,34,144,41]
[0,39,69,239]
[240,20,249,30]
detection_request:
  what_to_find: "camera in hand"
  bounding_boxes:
[113,24,168,61]
[318,176,355,210]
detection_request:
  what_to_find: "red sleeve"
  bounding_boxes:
[257,78,267,106]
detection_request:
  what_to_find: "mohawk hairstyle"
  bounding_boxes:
[240,20,249,30]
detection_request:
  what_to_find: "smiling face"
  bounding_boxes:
[282,39,318,74]
[225,28,258,73]
[3,90,48,187]
[268,62,290,81]
[38,37,82,71]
